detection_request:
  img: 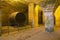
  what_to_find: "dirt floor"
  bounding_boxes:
[0,25,60,40]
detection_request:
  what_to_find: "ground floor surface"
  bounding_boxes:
[0,25,60,40]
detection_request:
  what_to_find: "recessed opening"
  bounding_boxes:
[10,12,26,26]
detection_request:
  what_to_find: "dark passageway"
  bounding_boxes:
[9,12,26,26]
[38,11,43,25]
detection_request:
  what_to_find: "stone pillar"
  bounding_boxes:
[34,4,39,27]
[44,12,54,32]
[28,3,34,26]
[28,3,39,27]
[43,5,54,32]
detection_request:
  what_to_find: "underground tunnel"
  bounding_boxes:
[9,12,27,27]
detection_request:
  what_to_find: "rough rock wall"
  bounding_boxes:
[1,1,28,26]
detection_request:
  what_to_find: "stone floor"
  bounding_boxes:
[0,26,60,40]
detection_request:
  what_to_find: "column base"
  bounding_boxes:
[45,27,54,32]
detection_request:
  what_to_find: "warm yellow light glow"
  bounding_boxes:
[5,0,26,4]
[54,5,60,26]
[13,0,19,1]
[25,0,42,4]
[28,3,34,24]
[34,5,39,27]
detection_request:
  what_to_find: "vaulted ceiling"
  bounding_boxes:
[1,0,28,13]
[0,0,56,13]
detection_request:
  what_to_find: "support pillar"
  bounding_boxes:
[28,3,39,27]
[34,4,39,27]
[43,5,54,32]
[28,3,34,26]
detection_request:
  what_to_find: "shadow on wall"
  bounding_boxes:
[38,11,44,25]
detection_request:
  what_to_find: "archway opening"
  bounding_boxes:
[38,11,43,25]
[9,12,26,27]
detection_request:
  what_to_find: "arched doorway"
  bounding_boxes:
[9,12,27,27]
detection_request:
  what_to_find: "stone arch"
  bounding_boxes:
[9,12,28,27]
